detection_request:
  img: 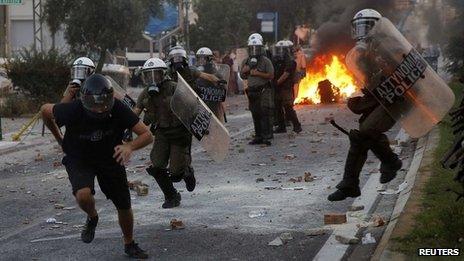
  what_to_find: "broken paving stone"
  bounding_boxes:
[371,215,386,227]
[289,176,303,183]
[128,180,143,190]
[35,153,44,162]
[170,219,185,230]
[256,178,265,183]
[362,233,376,244]
[135,185,149,196]
[279,233,293,243]
[284,154,297,160]
[54,204,65,210]
[52,161,62,168]
[268,237,284,246]
[335,235,359,245]
[348,205,365,212]
[46,218,57,224]
[324,213,347,225]
[305,228,330,236]
[304,172,315,182]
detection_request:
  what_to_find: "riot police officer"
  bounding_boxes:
[167,46,219,88]
[272,40,302,134]
[240,37,275,146]
[134,58,195,209]
[195,47,227,122]
[328,9,402,201]
[62,57,95,103]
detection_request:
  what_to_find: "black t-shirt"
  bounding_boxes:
[53,99,139,162]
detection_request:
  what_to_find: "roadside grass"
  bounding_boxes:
[393,81,464,255]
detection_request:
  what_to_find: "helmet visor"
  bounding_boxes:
[249,46,263,57]
[351,19,377,40]
[71,65,94,80]
[196,56,210,66]
[141,69,165,86]
[170,53,186,63]
[81,93,114,113]
[273,46,286,59]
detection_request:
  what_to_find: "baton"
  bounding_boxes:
[330,120,350,136]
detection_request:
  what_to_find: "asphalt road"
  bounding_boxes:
[0,95,414,260]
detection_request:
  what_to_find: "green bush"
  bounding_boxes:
[4,48,71,104]
[0,93,37,117]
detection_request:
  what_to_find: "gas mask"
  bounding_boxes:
[142,69,165,96]
[71,65,94,87]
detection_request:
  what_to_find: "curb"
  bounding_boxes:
[371,127,439,260]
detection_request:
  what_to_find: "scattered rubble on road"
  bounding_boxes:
[348,205,365,212]
[279,232,293,243]
[268,237,284,246]
[371,215,386,227]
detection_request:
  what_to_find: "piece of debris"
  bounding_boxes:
[264,186,280,190]
[128,180,143,190]
[46,218,57,224]
[335,235,359,245]
[279,232,293,243]
[304,228,330,236]
[324,213,347,225]
[348,205,365,212]
[170,219,185,230]
[52,161,62,167]
[268,237,284,246]
[380,181,408,195]
[362,233,376,244]
[256,178,265,183]
[284,154,297,160]
[276,171,288,175]
[372,215,386,227]
[54,204,65,210]
[135,185,149,196]
[249,210,266,218]
[35,153,44,162]
[282,187,305,191]
[304,172,315,182]
[289,176,303,183]
[63,207,76,211]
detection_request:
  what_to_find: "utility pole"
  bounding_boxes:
[32,0,43,52]
[183,0,190,54]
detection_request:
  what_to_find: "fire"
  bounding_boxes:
[294,55,358,104]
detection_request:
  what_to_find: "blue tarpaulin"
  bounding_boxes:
[144,3,179,36]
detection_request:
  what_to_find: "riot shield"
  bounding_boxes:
[105,75,136,109]
[171,72,231,162]
[346,17,455,138]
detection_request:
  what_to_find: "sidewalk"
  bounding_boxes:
[373,127,440,260]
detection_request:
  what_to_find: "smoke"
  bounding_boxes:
[311,0,399,56]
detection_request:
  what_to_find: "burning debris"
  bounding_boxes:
[295,55,357,105]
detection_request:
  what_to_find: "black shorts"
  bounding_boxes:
[62,156,131,210]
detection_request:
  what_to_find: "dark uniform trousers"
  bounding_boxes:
[247,84,274,140]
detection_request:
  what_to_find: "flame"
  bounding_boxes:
[295,55,358,104]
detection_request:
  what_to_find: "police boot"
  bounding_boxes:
[146,166,181,208]
[328,130,367,201]
[368,134,402,184]
[183,166,196,192]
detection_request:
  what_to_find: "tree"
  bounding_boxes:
[42,0,174,71]
[444,0,464,78]
[189,0,252,52]
[42,0,73,49]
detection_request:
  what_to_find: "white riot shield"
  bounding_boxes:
[346,17,455,138]
[171,73,231,162]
